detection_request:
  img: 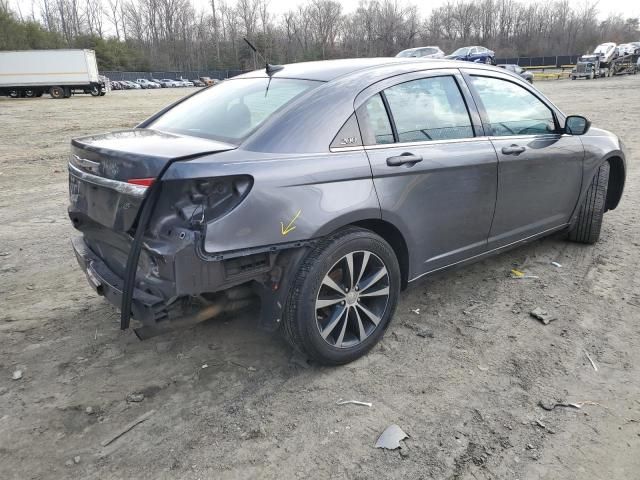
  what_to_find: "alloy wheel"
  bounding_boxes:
[315,250,390,349]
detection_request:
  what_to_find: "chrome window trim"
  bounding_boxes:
[487,133,562,141]
[330,133,569,152]
[331,136,491,152]
[363,136,490,150]
[329,145,366,153]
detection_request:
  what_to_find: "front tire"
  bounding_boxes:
[568,162,610,244]
[282,227,400,365]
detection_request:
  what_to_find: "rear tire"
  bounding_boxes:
[90,84,100,96]
[50,86,64,99]
[568,162,610,244]
[282,227,400,365]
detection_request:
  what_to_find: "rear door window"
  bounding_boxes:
[469,76,556,136]
[383,76,474,142]
[358,93,395,145]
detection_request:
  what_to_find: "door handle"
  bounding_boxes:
[386,153,423,166]
[501,145,526,155]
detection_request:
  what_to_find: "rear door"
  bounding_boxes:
[354,69,498,280]
[463,70,583,247]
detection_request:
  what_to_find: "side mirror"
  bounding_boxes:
[565,115,591,135]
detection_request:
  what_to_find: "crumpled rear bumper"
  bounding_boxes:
[71,236,168,324]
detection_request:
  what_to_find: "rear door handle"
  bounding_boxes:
[501,145,526,155]
[386,153,423,166]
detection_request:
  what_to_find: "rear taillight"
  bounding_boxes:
[127,178,155,187]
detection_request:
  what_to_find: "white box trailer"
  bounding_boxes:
[0,49,106,99]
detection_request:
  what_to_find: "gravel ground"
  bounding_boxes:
[0,78,639,480]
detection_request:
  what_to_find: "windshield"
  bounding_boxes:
[416,48,438,56]
[451,47,471,56]
[396,49,416,57]
[594,44,613,54]
[397,47,438,57]
[150,77,321,143]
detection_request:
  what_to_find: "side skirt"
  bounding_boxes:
[408,223,570,284]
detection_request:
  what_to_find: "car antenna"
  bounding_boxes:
[243,37,283,76]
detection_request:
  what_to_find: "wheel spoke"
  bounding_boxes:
[335,308,350,347]
[321,305,347,339]
[316,296,345,309]
[354,307,367,342]
[356,302,381,326]
[355,251,370,288]
[345,252,354,289]
[359,267,388,293]
[322,275,344,295]
[359,285,389,298]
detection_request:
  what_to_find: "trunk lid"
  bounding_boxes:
[68,128,235,232]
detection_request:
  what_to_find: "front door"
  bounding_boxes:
[355,70,498,280]
[464,72,584,247]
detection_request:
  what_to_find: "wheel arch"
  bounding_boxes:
[604,155,625,211]
[350,219,410,290]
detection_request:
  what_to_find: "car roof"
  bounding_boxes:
[235,57,479,83]
[238,58,523,154]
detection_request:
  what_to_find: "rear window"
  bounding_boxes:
[150,78,321,143]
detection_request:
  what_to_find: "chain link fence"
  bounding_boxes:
[103,55,586,80]
[101,69,247,81]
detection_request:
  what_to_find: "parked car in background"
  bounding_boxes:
[68,58,625,365]
[125,81,141,89]
[136,79,160,89]
[498,64,533,83]
[191,79,205,87]
[152,78,170,88]
[619,43,640,55]
[594,42,617,63]
[395,46,445,58]
[199,76,216,86]
[445,46,495,64]
[161,78,181,87]
[178,77,194,87]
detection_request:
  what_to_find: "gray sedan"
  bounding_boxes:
[498,64,534,83]
[68,58,626,365]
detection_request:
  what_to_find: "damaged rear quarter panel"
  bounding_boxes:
[162,148,380,253]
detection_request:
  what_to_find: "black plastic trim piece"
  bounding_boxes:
[120,181,163,330]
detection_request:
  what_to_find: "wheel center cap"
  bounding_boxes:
[346,291,358,305]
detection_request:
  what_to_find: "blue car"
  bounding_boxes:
[445,46,495,64]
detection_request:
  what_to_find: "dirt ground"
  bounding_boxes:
[1,77,639,480]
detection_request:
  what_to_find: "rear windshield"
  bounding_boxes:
[150,77,321,143]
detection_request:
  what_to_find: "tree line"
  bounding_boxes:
[1,0,639,72]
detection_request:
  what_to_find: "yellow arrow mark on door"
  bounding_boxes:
[281,209,302,236]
